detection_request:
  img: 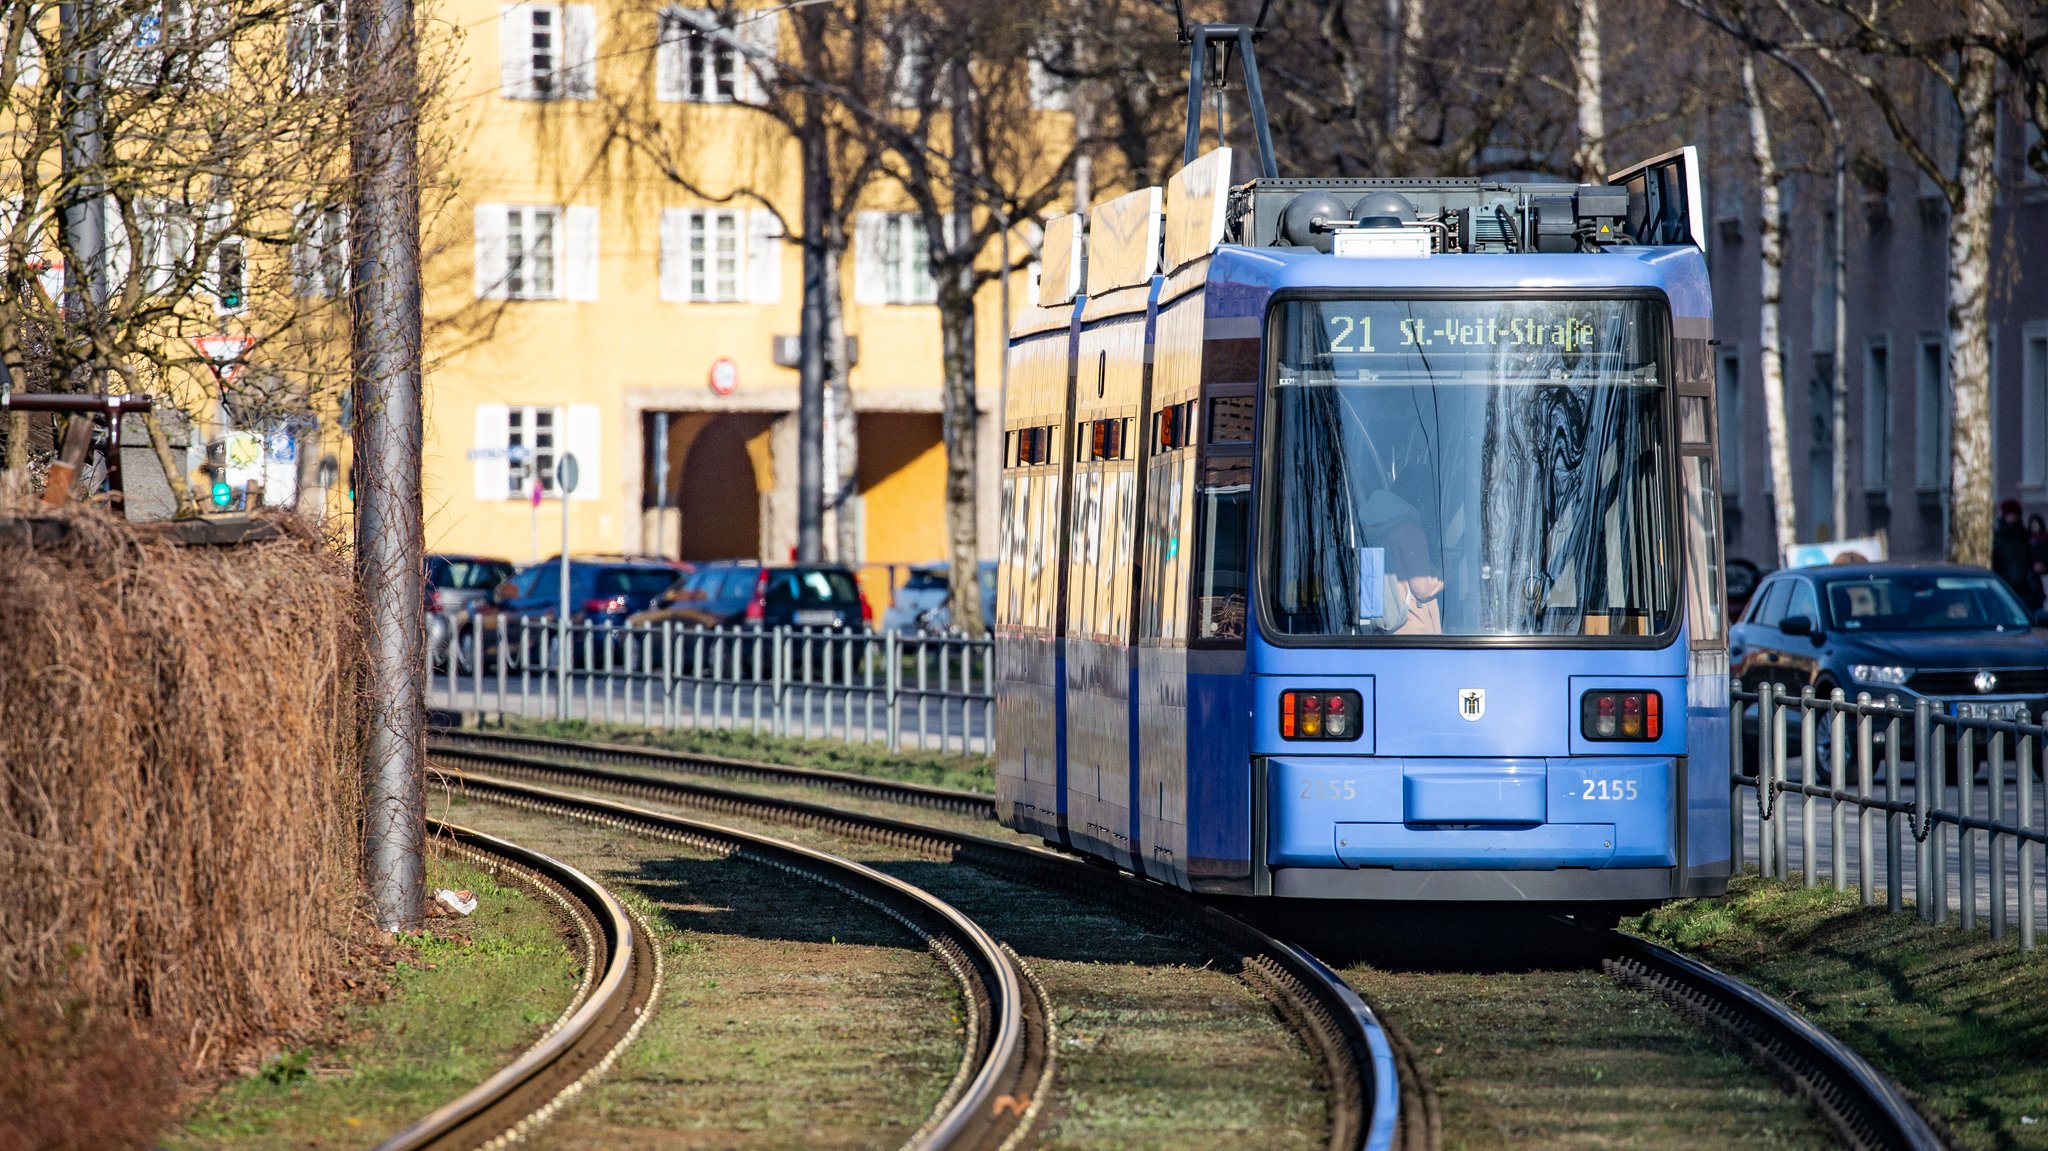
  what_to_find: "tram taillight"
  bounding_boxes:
[1280,689,1362,740]
[1581,690,1662,741]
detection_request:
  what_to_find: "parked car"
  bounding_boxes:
[880,561,998,635]
[427,554,516,670]
[1724,557,1763,624]
[631,561,872,633]
[470,556,690,667]
[1732,562,2048,774]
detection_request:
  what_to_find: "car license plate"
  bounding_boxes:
[1953,701,2029,721]
[794,609,836,626]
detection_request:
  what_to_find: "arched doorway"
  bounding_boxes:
[670,412,773,561]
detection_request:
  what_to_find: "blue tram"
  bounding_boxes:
[995,141,1732,908]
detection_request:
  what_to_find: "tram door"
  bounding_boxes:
[1065,304,1149,870]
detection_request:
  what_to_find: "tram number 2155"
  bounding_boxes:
[1300,778,1358,801]
[1581,778,1639,801]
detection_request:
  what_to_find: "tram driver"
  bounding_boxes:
[1359,490,1444,636]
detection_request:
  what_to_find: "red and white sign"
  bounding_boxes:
[708,356,739,396]
[193,334,255,382]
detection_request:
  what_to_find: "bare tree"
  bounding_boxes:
[1574,0,1607,177]
[0,0,422,513]
[1741,49,1800,561]
[1769,0,2020,564]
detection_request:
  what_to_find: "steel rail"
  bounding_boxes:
[431,727,997,818]
[426,738,1409,1151]
[1604,932,1946,1151]
[436,771,1050,1151]
[373,821,662,1151]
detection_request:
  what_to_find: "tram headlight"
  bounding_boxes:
[1580,689,1662,742]
[1281,689,1362,741]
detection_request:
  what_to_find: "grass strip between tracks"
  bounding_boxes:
[498,717,995,794]
[441,796,965,1150]
[164,858,582,1151]
[1631,873,2048,1151]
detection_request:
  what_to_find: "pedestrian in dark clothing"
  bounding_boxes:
[2030,514,2048,607]
[1992,499,2043,610]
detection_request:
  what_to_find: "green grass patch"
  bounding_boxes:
[164,857,581,1150]
[1630,873,2048,1150]
[496,717,995,794]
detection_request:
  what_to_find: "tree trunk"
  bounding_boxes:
[1744,54,1798,563]
[143,408,198,518]
[796,107,827,563]
[1945,46,1998,566]
[941,64,982,636]
[1573,0,1605,179]
[826,235,858,565]
[1388,0,1426,161]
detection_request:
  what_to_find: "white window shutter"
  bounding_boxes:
[499,6,532,98]
[658,208,689,302]
[474,404,511,499]
[198,6,231,89]
[103,199,132,290]
[747,209,781,304]
[14,25,41,88]
[565,404,601,501]
[290,201,315,295]
[738,9,776,103]
[853,212,886,306]
[473,203,509,299]
[564,204,599,301]
[653,9,685,102]
[563,5,596,98]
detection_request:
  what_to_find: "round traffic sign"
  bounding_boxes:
[708,357,739,396]
[555,452,580,495]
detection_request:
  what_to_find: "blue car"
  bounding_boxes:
[471,555,689,667]
[1731,563,2048,770]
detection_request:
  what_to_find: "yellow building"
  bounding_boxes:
[417,1,1037,606]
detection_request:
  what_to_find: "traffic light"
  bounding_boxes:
[210,480,232,508]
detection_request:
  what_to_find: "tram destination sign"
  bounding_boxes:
[1297,298,1652,359]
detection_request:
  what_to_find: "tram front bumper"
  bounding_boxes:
[1266,755,1677,871]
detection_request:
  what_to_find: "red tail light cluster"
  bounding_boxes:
[1582,689,1662,741]
[1280,689,1363,741]
[744,570,768,621]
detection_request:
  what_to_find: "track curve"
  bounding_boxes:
[427,732,1412,1151]
[373,821,662,1151]
[1604,931,1945,1151]
[435,771,1051,1151]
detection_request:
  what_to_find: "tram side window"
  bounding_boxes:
[1196,453,1251,642]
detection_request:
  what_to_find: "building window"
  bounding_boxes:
[500,4,594,100]
[289,0,345,90]
[108,0,230,89]
[1716,347,1742,501]
[1914,336,1945,492]
[658,8,735,101]
[659,208,741,301]
[505,206,559,299]
[1862,339,1889,492]
[855,211,933,305]
[2024,327,2048,488]
[507,406,562,495]
[293,204,348,297]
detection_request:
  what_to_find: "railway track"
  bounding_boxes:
[373,821,663,1151]
[1602,931,1945,1151]
[431,771,1052,1151]
[428,730,1413,1151]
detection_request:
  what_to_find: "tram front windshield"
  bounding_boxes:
[1265,297,1675,640]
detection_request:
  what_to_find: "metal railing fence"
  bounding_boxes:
[427,613,993,755]
[1735,683,2045,950]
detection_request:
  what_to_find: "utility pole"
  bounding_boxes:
[58,1,106,316]
[352,0,427,932]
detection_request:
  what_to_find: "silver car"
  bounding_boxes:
[428,553,516,670]
[881,561,997,635]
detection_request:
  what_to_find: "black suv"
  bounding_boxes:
[631,562,871,632]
